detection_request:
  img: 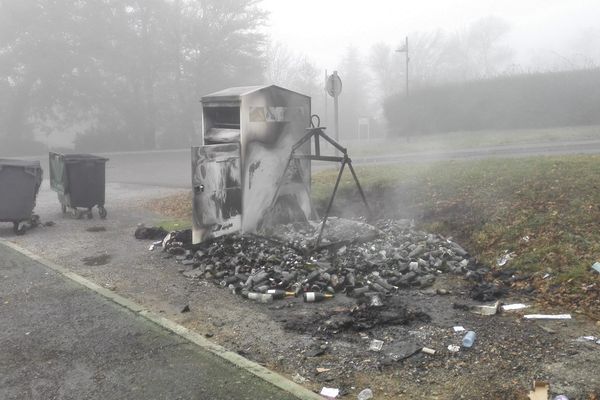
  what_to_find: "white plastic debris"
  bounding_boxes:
[575,336,599,344]
[524,314,572,320]
[421,347,436,355]
[320,387,339,398]
[501,303,529,311]
[453,326,466,332]
[357,388,373,400]
[447,345,460,352]
[496,251,516,267]
[471,301,499,316]
[592,262,600,273]
[148,240,163,251]
[369,339,384,352]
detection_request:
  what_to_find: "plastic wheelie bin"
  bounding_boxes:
[0,159,43,235]
[49,152,108,219]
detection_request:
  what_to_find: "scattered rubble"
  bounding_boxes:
[320,387,339,398]
[281,295,431,334]
[369,339,384,352]
[140,219,481,304]
[357,388,373,400]
[470,282,508,301]
[447,344,460,352]
[470,301,499,316]
[134,218,501,338]
[524,314,572,320]
[131,218,600,396]
[501,303,529,312]
[134,224,168,240]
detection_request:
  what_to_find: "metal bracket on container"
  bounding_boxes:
[266,115,371,249]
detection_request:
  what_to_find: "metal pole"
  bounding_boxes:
[315,159,346,248]
[347,161,372,220]
[333,70,340,155]
[405,36,409,98]
[334,94,339,143]
[324,69,328,128]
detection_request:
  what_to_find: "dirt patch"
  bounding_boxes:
[86,226,107,232]
[145,191,191,219]
[82,254,112,266]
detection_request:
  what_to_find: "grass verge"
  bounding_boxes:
[314,155,600,317]
[342,124,600,157]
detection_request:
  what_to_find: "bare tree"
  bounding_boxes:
[406,30,448,86]
[337,46,371,140]
[264,41,320,96]
[368,42,401,99]
[444,16,513,79]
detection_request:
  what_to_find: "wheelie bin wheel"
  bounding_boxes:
[73,208,83,219]
[13,221,26,235]
[30,214,40,227]
[98,206,107,219]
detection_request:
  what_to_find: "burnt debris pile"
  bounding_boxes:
[139,218,477,303]
[282,295,432,334]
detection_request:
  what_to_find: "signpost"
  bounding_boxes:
[326,71,342,147]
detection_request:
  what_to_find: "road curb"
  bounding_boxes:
[0,239,323,400]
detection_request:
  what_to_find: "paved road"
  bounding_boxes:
[0,243,298,400]
[22,139,600,189]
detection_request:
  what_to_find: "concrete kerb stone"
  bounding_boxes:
[0,239,323,400]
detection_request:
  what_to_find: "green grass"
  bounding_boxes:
[334,125,600,158]
[157,219,191,231]
[312,155,600,284]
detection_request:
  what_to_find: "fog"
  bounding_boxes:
[1,0,599,156]
[264,0,600,71]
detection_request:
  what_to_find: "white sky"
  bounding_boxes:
[261,0,600,70]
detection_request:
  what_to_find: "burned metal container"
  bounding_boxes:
[192,85,312,243]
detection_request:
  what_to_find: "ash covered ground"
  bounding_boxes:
[139,217,600,399]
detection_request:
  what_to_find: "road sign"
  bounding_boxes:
[326,72,342,97]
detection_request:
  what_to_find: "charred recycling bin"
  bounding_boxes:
[192,85,312,243]
[0,159,43,235]
[49,152,108,219]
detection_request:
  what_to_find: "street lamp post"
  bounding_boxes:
[395,36,409,97]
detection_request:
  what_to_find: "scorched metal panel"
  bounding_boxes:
[192,144,242,243]
[240,86,312,232]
